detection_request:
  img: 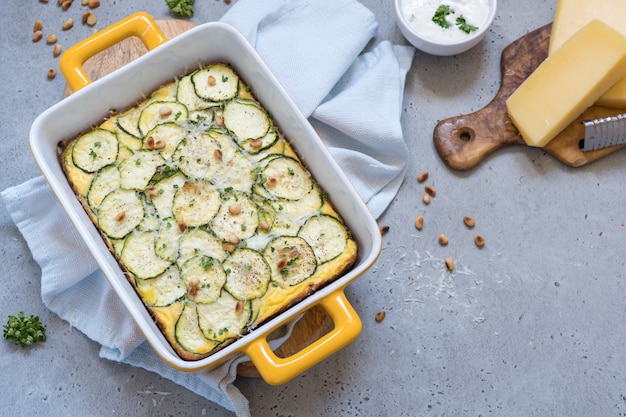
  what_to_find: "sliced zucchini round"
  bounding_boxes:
[118,150,165,191]
[143,122,188,161]
[62,141,93,198]
[120,230,172,279]
[175,301,220,355]
[188,109,214,126]
[191,64,239,102]
[180,255,226,304]
[172,179,221,228]
[138,101,189,137]
[196,291,251,342]
[264,236,317,287]
[223,99,271,142]
[267,211,308,237]
[135,265,185,307]
[270,187,323,217]
[98,188,144,239]
[155,217,184,262]
[115,125,143,151]
[87,163,121,210]
[137,195,161,232]
[213,151,256,193]
[171,133,223,180]
[298,214,349,264]
[148,171,187,219]
[117,105,143,138]
[210,192,259,242]
[261,156,313,200]
[72,128,118,173]
[178,228,227,266]
[223,248,271,300]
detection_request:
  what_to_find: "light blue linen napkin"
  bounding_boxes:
[1,0,414,415]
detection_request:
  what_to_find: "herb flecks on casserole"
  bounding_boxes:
[59,63,357,360]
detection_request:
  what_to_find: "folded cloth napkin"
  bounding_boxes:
[1,0,414,415]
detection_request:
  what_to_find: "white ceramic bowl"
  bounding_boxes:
[394,0,497,56]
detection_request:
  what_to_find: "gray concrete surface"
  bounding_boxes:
[3,0,626,416]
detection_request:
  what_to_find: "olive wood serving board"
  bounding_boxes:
[62,19,333,378]
[433,23,626,170]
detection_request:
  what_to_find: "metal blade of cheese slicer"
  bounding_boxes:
[580,112,626,151]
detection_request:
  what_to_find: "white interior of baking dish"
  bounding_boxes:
[29,21,381,371]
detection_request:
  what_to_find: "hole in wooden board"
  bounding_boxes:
[457,127,475,143]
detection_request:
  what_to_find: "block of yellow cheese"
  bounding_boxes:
[550,0,626,108]
[506,20,626,148]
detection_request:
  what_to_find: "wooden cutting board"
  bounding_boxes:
[62,19,333,378]
[433,23,626,170]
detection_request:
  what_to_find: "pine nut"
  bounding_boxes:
[422,193,430,205]
[414,215,424,231]
[375,311,386,322]
[417,171,429,183]
[53,43,62,57]
[424,185,436,197]
[228,204,241,215]
[153,140,166,149]
[34,20,43,32]
[86,12,97,26]
[146,187,160,196]
[33,31,43,42]
[438,233,448,246]
[222,242,237,252]
[62,18,73,31]
[177,220,186,232]
[445,257,454,271]
[115,211,126,222]
[229,235,240,244]
[474,234,485,248]
[46,33,57,44]
[213,149,222,160]
[208,75,216,86]
[159,106,172,118]
[463,216,475,228]
[88,0,100,8]
[47,68,57,79]
[235,301,244,314]
[259,220,271,231]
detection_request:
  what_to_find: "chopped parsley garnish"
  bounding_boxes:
[165,0,194,17]
[432,5,453,28]
[3,312,46,347]
[456,16,478,34]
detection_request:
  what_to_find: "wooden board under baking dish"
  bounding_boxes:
[62,18,333,378]
[433,23,626,170]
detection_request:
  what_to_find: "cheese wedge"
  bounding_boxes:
[550,0,626,108]
[506,20,626,148]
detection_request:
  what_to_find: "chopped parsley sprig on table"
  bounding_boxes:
[165,0,195,17]
[3,312,47,347]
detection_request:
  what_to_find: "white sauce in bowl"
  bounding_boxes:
[400,0,490,43]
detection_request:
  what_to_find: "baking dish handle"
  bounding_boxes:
[241,288,362,385]
[60,12,167,93]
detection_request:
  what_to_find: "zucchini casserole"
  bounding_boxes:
[59,63,358,360]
